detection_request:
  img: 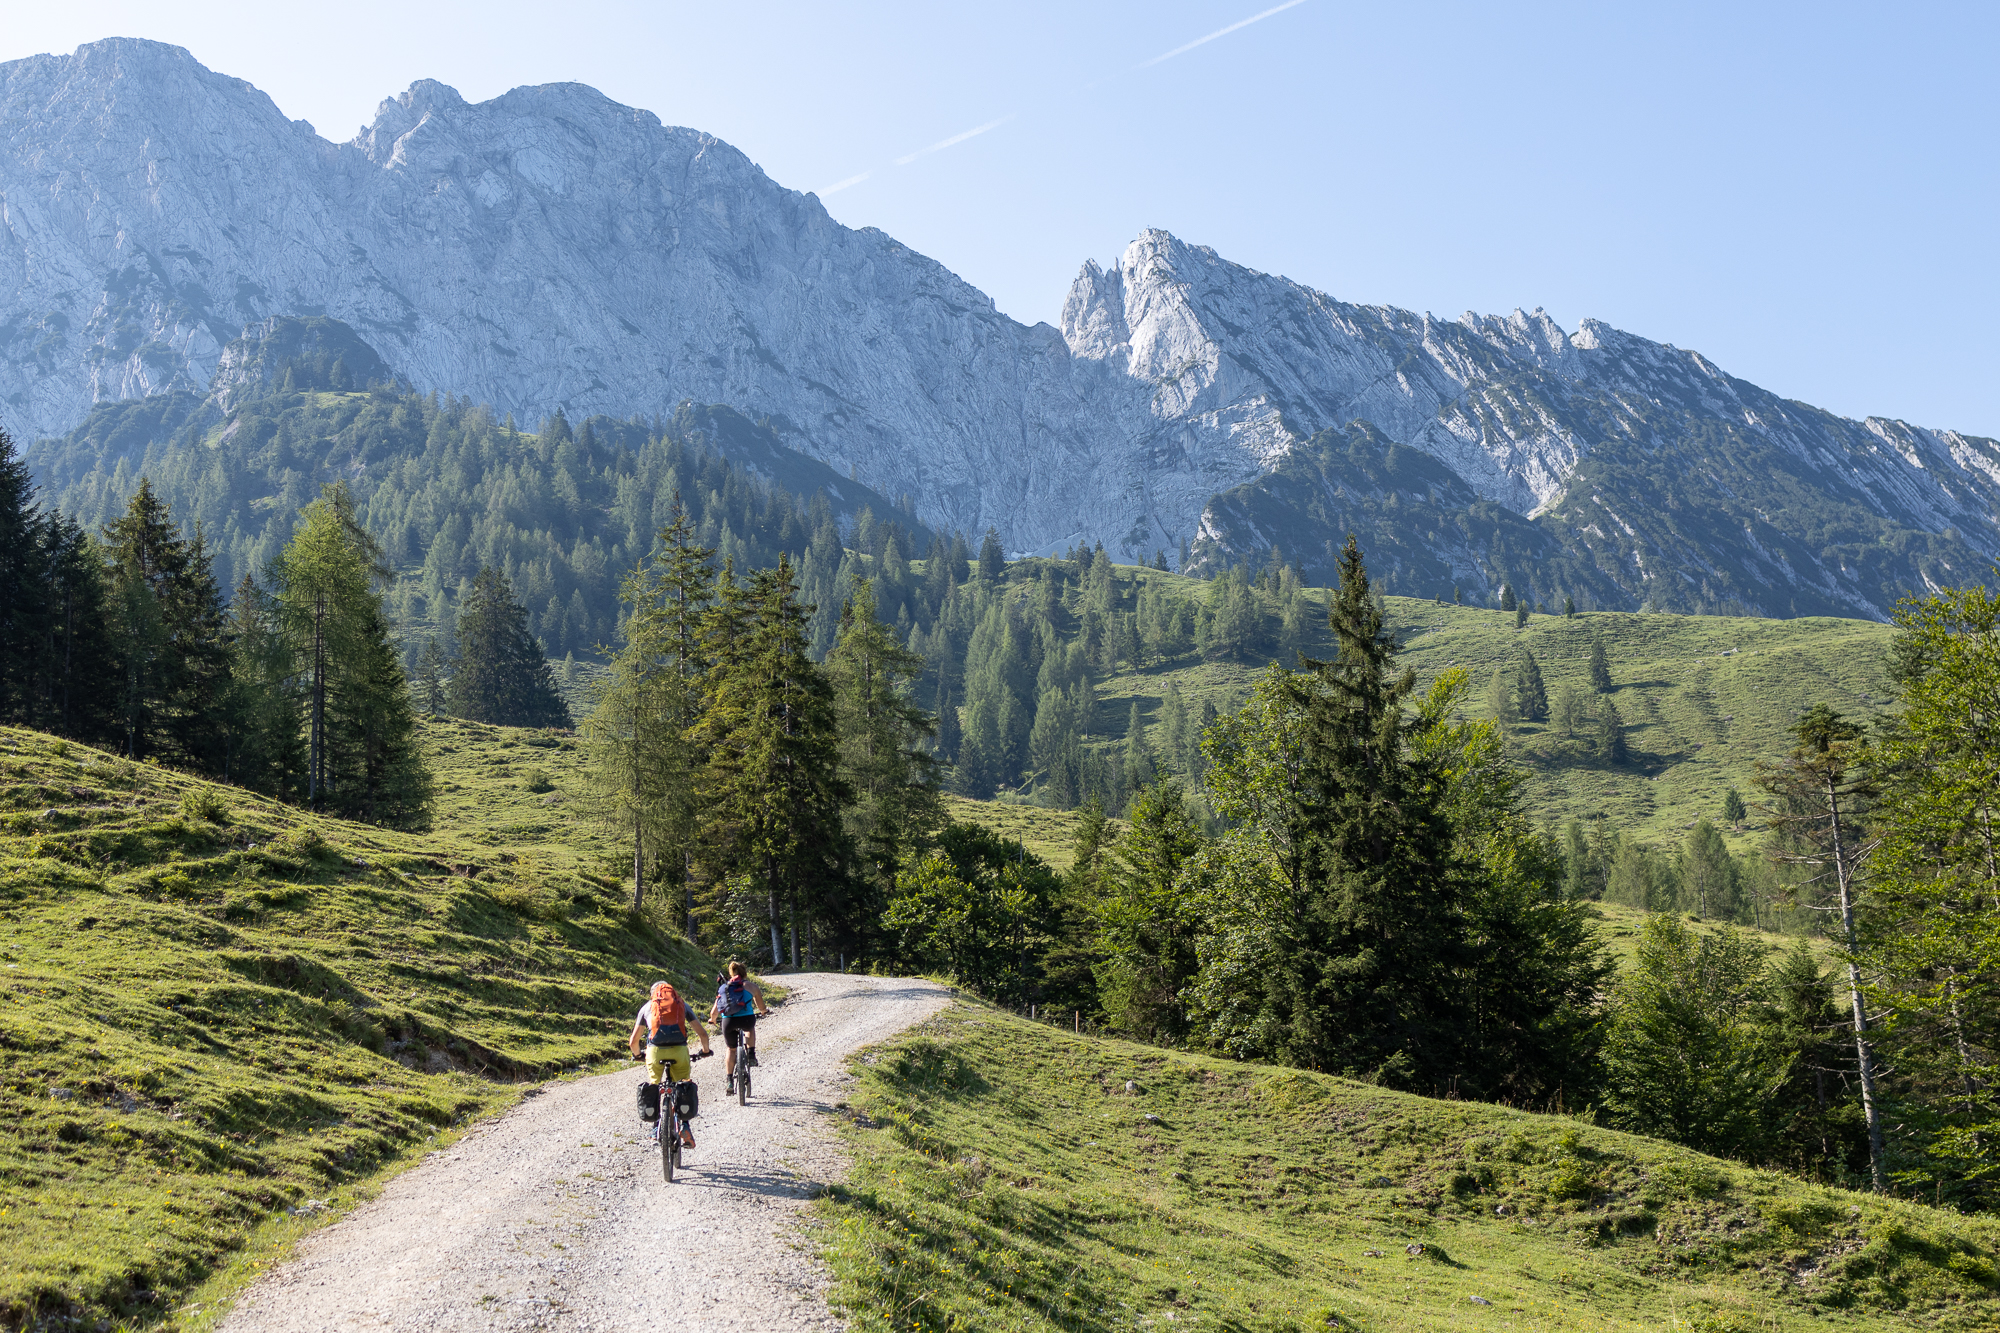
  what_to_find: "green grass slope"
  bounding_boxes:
[0,722,710,1329]
[820,1004,2000,1333]
[1384,601,1897,848]
[1060,568,1897,847]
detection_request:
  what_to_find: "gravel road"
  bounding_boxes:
[219,973,950,1332]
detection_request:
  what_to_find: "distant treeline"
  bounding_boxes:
[30,386,932,663]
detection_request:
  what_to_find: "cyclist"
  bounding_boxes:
[708,960,769,1094]
[628,981,711,1147]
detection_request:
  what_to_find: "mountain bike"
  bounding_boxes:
[651,1050,711,1182]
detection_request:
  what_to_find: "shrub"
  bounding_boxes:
[180,788,231,824]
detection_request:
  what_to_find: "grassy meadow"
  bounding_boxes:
[0,720,712,1329]
[820,1003,2000,1333]
[1053,573,1898,850]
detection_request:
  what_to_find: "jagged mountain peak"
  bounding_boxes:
[3,42,1996,619]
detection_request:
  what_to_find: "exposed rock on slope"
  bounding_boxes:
[3,38,1996,616]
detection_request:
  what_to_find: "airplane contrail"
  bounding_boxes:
[893,115,1015,167]
[816,3,1306,197]
[1137,0,1309,69]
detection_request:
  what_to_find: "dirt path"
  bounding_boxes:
[219,973,949,1332]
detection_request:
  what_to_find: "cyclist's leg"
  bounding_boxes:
[722,1016,743,1079]
[742,1014,758,1064]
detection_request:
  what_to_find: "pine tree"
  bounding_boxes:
[448,567,571,727]
[1514,650,1548,722]
[1564,594,1576,618]
[1722,786,1747,829]
[1500,583,1517,612]
[0,426,40,721]
[1123,699,1155,792]
[1514,602,1529,629]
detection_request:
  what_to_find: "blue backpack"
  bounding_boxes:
[720,977,755,1018]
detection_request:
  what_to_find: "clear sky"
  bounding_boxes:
[6,1,1997,437]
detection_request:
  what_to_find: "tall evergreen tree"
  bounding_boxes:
[1588,633,1614,692]
[698,556,851,966]
[827,577,942,937]
[977,527,1005,586]
[1757,704,1887,1191]
[221,574,305,797]
[588,498,715,915]
[414,638,449,715]
[0,427,39,720]
[101,480,231,766]
[274,482,432,824]
[1515,649,1549,722]
[1273,536,1466,1084]
[448,567,572,727]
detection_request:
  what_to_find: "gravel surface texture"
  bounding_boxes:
[218,973,950,1332]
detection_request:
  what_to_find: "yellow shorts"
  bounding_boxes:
[646,1043,691,1084]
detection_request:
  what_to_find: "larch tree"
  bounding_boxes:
[1756,703,1887,1191]
[274,482,431,825]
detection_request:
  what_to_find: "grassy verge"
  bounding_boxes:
[0,724,711,1329]
[818,1003,1999,1332]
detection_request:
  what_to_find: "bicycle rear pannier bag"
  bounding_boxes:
[637,1079,661,1122]
[675,1079,699,1121]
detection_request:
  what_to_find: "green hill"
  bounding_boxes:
[821,1002,2000,1332]
[1024,565,1897,847]
[0,720,710,1329]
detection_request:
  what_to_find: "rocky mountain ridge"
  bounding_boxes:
[4,37,1996,616]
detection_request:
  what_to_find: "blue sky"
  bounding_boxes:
[7,1,1997,436]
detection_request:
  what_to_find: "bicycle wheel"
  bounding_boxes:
[739,1063,750,1105]
[661,1115,676,1182]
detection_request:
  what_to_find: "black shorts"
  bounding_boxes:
[722,1015,757,1048]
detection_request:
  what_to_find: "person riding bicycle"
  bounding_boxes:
[628,981,711,1147]
[708,960,768,1094]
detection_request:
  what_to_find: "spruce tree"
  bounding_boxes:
[222,575,305,797]
[1514,649,1548,722]
[1500,583,1517,612]
[414,638,449,715]
[448,567,572,728]
[1722,786,1747,829]
[827,577,941,918]
[1591,694,1627,763]
[1758,704,1887,1191]
[102,480,232,767]
[698,556,850,967]
[0,427,39,721]
[1486,666,1514,727]
[1276,536,1464,1084]
[977,527,1005,586]
[1588,634,1613,692]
